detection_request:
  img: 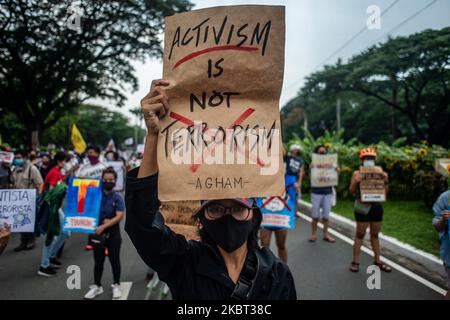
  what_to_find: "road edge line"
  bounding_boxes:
[299,213,447,296]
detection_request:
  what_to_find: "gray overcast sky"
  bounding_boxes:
[88,0,450,130]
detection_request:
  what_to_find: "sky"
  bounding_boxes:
[88,0,450,130]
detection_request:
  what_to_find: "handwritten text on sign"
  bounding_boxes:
[0,189,36,232]
[310,153,338,188]
[159,5,286,201]
[360,166,386,203]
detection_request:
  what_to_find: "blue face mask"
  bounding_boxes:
[13,159,23,167]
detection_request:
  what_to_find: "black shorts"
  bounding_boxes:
[354,204,383,222]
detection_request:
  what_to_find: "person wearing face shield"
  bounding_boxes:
[348,148,392,273]
[125,80,297,300]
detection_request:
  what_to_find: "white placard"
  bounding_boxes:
[310,153,338,187]
[108,161,125,191]
[0,189,36,232]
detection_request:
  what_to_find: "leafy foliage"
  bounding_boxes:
[288,129,449,205]
[0,0,193,145]
[282,27,450,147]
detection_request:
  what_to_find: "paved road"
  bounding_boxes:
[0,217,444,300]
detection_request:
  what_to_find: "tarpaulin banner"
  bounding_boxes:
[159,5,286,201]
[63,177,102,233]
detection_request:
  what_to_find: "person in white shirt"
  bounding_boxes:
[75,146,107,179]
[76,146,108,251]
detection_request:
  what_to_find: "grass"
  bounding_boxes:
[302,193,441,257]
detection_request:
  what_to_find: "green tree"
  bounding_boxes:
[0,0,192,147]
[40,104,146,150]
[283,27,450,146]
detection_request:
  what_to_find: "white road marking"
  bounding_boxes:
[299,213,447,296]
[116,281,132,300]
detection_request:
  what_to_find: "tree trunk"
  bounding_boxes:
[390,76,398,139]
[31,127,40,151]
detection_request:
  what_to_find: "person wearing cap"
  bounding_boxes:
[125,79,297,300]
[348,148,391,273]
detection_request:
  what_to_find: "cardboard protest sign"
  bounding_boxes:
[0,151,14,164]
[310,153,338,188]
[108,161,125,191]
[160,200,200,240]
[63,177,102,233]
[435,158,450,177]
[0,189,36,232]
[159,5,285,201]
[359,166,386,203]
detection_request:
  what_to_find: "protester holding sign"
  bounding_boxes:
[284,144,304,218]
[432,190,450,300]
[84,168,124,300]
[258,144,303,263]
[348,148,391,273]
[309,145,338,243]
[76,146,107,250]
[11,150,43,252]
[37,151,68,277]
[126,77,296,299]
[0,223,11,255]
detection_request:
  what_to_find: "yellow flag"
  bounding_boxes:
[71,124,87,154]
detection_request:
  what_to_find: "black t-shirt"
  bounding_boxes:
[284,155,302,176]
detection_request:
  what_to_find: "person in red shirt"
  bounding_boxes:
[38,152,69,277]
[43,152,65,192]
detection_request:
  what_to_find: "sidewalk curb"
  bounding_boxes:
[298,200,448,288]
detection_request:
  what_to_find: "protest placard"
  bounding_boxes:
[63,177,102,233]
[0,151,14,164]
[256,187,295,229]
[108,161,125,191]
[158,5,285,201]
[160,200,200,225]
[160,200,200,240]
[310,153,338,187]
[0,189,36,232]
[359,166,386,203]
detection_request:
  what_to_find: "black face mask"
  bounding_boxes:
[103,182,115,191]
[200,214,254,253]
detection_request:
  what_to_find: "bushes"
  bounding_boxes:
[287,129,449,206]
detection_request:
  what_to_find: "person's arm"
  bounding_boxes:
[96,212,124,235]
[349,171,360,194]
[125,79,190,284]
